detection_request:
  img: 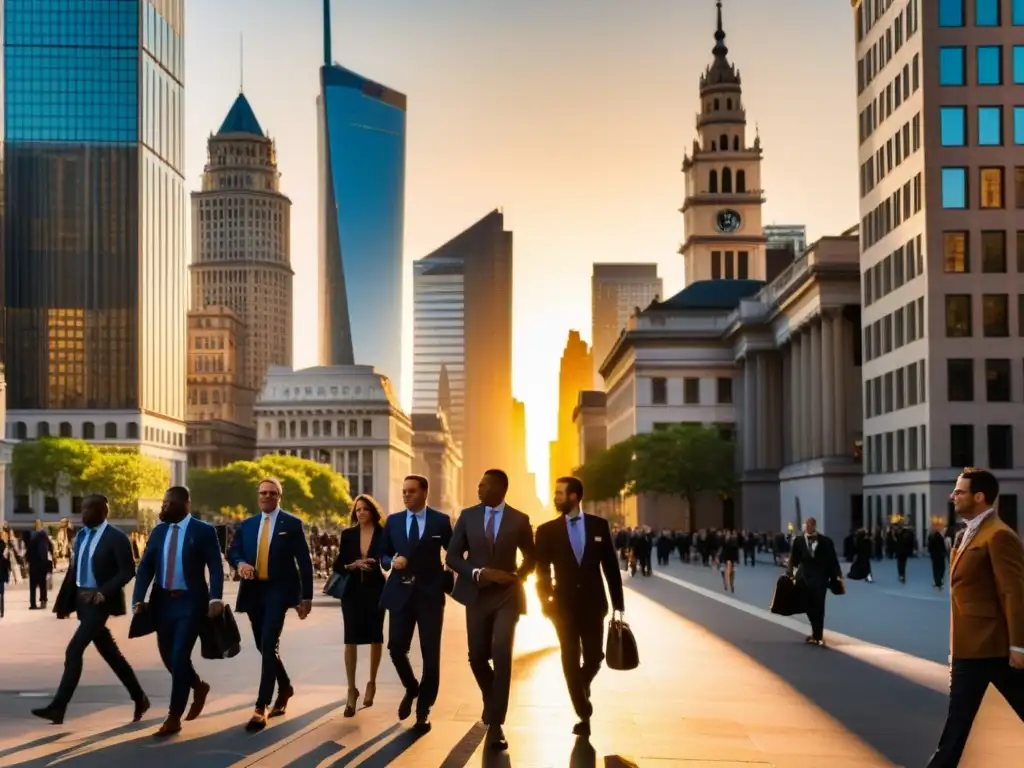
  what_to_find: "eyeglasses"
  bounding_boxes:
[259,491,280,497]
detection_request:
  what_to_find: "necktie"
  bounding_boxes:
[163,524,180,590]
[256,515,272,580]
[78,528,95,586]
[569,517,583,563]
[408,513,420,546]
[484,509,495,551]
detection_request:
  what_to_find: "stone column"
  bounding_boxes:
[755,353,769,469]
[833,314,849,456]
[782,346,792,465]
[810,319,822,459]
[800,327,812,460]
[794,332,805,461]
[743,357,756,471]
[821,312,835,457]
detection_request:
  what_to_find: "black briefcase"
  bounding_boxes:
[199,605,242,660]
[128,606,156,639]
[770,574,804,616]
[323,571,350,600]
[605,612,639,671]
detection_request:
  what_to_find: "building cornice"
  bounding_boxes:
[678,233,767,254]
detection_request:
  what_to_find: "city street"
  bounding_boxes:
[0,572,1021,767]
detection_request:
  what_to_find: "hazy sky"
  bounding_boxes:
[184,0,859,500]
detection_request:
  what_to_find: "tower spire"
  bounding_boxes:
[323,0,332,66]
[713,0,728,61]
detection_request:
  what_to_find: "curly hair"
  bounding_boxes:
[350,494,384,526]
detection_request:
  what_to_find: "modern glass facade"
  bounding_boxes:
[317,64,406,396]
[2,0,186,420]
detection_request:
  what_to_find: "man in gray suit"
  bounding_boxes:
[447,469,536,751]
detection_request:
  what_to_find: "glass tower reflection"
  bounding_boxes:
[317,63,406,396]
[2,0,187,423]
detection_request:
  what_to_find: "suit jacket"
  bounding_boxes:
[447,504,536,615]
[787,533,841,591]
[535,513,624,619]
[226,510,314,613]
[949,513,1024,659]
[0,540,9,584]
[332,525,386,595]
[379,508,453,612]
[132,517,225,617]
[55,524,136,618]
[27,530,51,568]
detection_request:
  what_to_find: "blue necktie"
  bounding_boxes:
[78,528,95,586]
[409,514,420,546]
[569,517,583,563]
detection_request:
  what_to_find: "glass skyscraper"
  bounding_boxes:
[317,0,406,396]
[2,1,187,466]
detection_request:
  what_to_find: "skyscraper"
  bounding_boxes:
[591,264,662,388]
[2,0,187,480]
[412,210,513,507]
[317,0,406,395]
[549,330,592,488]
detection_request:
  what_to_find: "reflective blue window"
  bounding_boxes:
[939,0,965,26]
[1015,0,1024,25]
[978,107,1003,145]
[977,46,1003,85]
[1014,47,1024,84]
[976,0,1000,25]
[942,169,968,208]
[1016,107,1024,144]
[940,107,966,146]
[939,47,967,85]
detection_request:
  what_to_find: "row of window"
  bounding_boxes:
[939,0,1024,28]
[706,168,747,194]
[944,293,1022,337]
[858,54,920,145]
[861,172,923,250]
[860,113,920,198]
[7,420,180,449]
[864,359,926,419]
[864,424,927,474]
[941,106,1024,148]
[951,424,1015,470]
[856,0,919,94]
[650,376,733,407]
[941,166,1016,210]
[266,419,375,440]
[265,448,374,497]
[943,230,1024,274]
[863,234,922,306]
[710,251,750,280]
[938,45,1024,87]
[947,358,1019,402]
[864,298,925,363]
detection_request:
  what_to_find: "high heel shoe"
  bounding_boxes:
[343,687,359,717]
[363,681,376,707]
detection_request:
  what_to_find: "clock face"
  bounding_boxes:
[717,209,742,234]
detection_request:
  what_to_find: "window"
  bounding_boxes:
[983,294,1010,336]
[1019,231,1024,272]
[1015,47,1024,84]
[982,231,1007,272]
[1016,168,1024,208]
[977,0,1000,25]
[980,167,1004,208]
[683,378,699,404]
[940,107,966,145]
[943,231,968,272]
[1019,295,1024,335]
[939,0,965,26]
[711,251,722,279]
[978,46,1003,85]
[939,47,967,85]
[716,377,733,404]
[978,106,1003,145]
[1016,107,1024,144]
[945,294,973,337]
[988,425,1014,469]
[652,377,667,404]
[986,359,1012,402]
[1017,0,1024,25]
[942,167,968,208]
[950,425,975,467]
[947,359,974,401]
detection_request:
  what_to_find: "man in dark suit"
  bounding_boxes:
[32,495,149,724]
[27,520,52,609]
[0,532,10,618]
[447,469,536,751]
[786,516,842,646]
[379,474,453,734]
[226,477,314,732]
[133,486,225,736]
[927,467,1024,767]
[535,476,624,736]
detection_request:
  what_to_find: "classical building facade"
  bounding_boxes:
[254,366,413,514]
[851,0,1024,535]
[411,410,462,516]
[591,264,662,389]
[549,330,592,488]
[190,92,293,392]
[186,307,257,469]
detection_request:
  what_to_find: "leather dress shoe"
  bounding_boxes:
[246,706,268,732]
[31,705,65,725]
[186,682,210,721]
[270,685,293,717]
[154,716,182,737]
[487,724,508,750]
[133,695,151,723]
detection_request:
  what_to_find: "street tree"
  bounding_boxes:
[82,450,170,517]
[572,439,635,501]
[11,437,97,497]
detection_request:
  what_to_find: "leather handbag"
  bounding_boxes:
[770,574,804,616]
[605,611,640,671]
[200,605,242,660]
[323,571,350,600]
[829,576,846,596]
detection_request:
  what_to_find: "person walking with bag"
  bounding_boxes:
[535,477,624,737]
[786,517,842,647]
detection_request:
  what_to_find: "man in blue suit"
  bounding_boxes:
[133,486,224,737]
[379,475,453,734]
[227,477,314,732]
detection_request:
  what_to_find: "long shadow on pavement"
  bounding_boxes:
[627,575,946,768]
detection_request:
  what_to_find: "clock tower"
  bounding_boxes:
[680,1,767,284]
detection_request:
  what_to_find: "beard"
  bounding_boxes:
[555,499,573,515]
[159,506,188,524]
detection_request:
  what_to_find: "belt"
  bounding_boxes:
[77,588,98,602]
[164,590,187,599]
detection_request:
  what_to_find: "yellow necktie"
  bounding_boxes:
[256,515,272,580]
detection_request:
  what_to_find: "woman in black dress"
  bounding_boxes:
[718,529,740,593]
[332,494,386,717]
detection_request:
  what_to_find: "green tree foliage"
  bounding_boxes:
[627,424,735,509]
[11,437,97,496]
[81,450,170,516]
[187,455,352,526]
[572,440,634,501]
